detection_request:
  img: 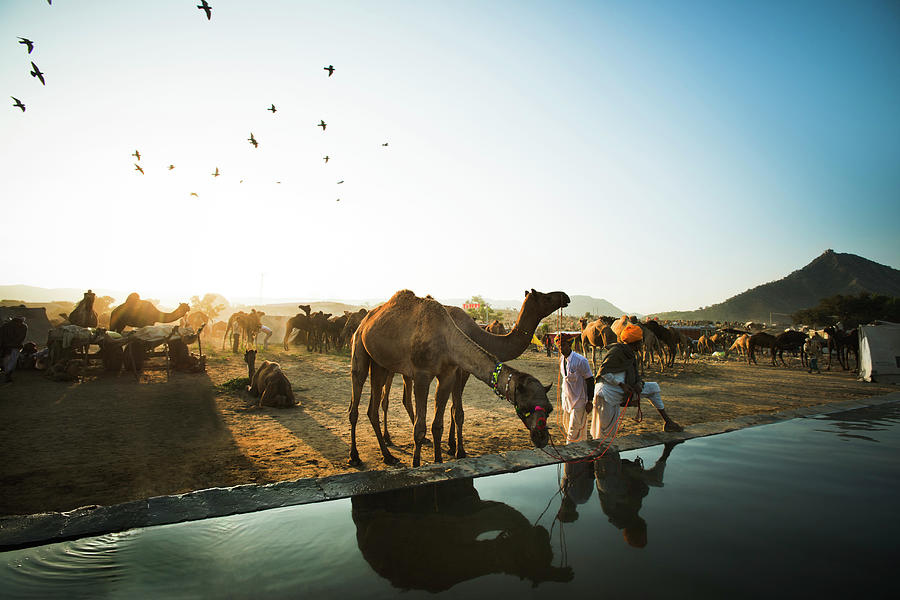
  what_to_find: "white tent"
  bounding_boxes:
[858,321,900,384]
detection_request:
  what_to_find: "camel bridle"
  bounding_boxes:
[491,362,548,431]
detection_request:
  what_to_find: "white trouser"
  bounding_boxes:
[563,403,589,444]
[591,381,664,440]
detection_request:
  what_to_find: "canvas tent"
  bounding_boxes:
[0,306,52,346]
[858,321,900,384]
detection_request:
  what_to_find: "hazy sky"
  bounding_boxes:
[2,1,898,313]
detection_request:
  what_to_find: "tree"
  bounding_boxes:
[792,292,900,328]
[464,295,502,323]
[191,293,228,320]
[95,296,115,314]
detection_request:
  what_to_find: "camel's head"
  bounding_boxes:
[509,372,553,448]
[176,302,190,316]
[524,289,571,315]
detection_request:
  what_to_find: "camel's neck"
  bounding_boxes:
[160,309,185,323]
[447,325,517,390]
[467,308,546,361]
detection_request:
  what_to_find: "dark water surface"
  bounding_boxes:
[3,404,899,599]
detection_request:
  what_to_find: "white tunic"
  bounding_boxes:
[560,351,593,412]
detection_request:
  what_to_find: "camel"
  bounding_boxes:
[109,293,190,333]
[349,290,555,468]
[210,320,227,339]
[747,332,777,365]
[182,311,210,337]
[381,289,569,459]
[674,330,694,362]
[697,334,714,354]
[340,308,368,347]
[484,320,506,334]
[283,310,312,350]
[772,330,808,367]
[326,313,350,351]
[222,309,264,349]
[63,290,97,328]
[579,316,618,371]
[307,311,332,352]
[644,320,677,368]
[350,478,572,591]
[823,326,858,371]
[725,334,750,359]
[248,360,297,408]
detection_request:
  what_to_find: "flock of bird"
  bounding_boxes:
[11,1,388,203]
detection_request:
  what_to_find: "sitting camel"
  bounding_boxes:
[109,293,190,333]
[350,289,555,468]
[245,349,298,408]
[63,289,98,328]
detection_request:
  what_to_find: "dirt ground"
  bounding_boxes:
[1,343,894,516]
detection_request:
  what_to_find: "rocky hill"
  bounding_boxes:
[654,250,900,323]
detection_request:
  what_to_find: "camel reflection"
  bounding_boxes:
[351,478,573,591]
[593,441,681,548]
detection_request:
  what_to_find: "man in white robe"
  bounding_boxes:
[558,335,594,443]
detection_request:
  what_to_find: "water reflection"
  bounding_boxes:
[350,478,573,592]
[558,441,681,548]
[814,403,900,442]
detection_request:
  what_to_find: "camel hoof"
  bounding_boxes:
[348,456,362,467]
[422,437,433,447]
[455,449,467,459]
[383,434,394,447]
[383,454,400,466]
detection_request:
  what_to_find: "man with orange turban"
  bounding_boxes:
[590,323,683,439]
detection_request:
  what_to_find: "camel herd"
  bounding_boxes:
[46,287,859,468]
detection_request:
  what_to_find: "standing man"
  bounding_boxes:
[558,334,594,443]
[805,334,822,373]
[1,316,28,383]
[257,324,273,350]
[591,324,683,440]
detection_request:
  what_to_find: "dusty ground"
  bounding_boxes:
[0,343,894,516]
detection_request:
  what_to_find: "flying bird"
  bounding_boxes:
[197,0,212,20]
[336,198,340,202]
[248,132,258,148]
[337,180,344,184]
[134,164,144,174]
[30,62,45,85]
[212,167,220,177]
[324,65,334,77]
[323,155,329,163]
[318,120,326,131]
[190,192,199,197]
[382,142,389,147]
[267,104,276,113]
[18,37,34,54]
[168,164,175,170]
[11,97,25,112]
[132,150,141,160]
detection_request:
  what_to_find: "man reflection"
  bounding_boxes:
[351,478,573,591]
[594,441,682,548]
[556,460,595,523]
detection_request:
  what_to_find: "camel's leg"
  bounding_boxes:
[367,363,399,465]
[448,371,470,459]
[411,374,432,468]
[381,373,395,446]
[348,338,370,467]
[431,374,454,464]
[282,327,293,351]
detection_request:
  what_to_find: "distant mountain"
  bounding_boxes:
[561,295,627,318]
[654,250,900,323]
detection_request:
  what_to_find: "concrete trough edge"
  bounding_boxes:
[2,391,898,550]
